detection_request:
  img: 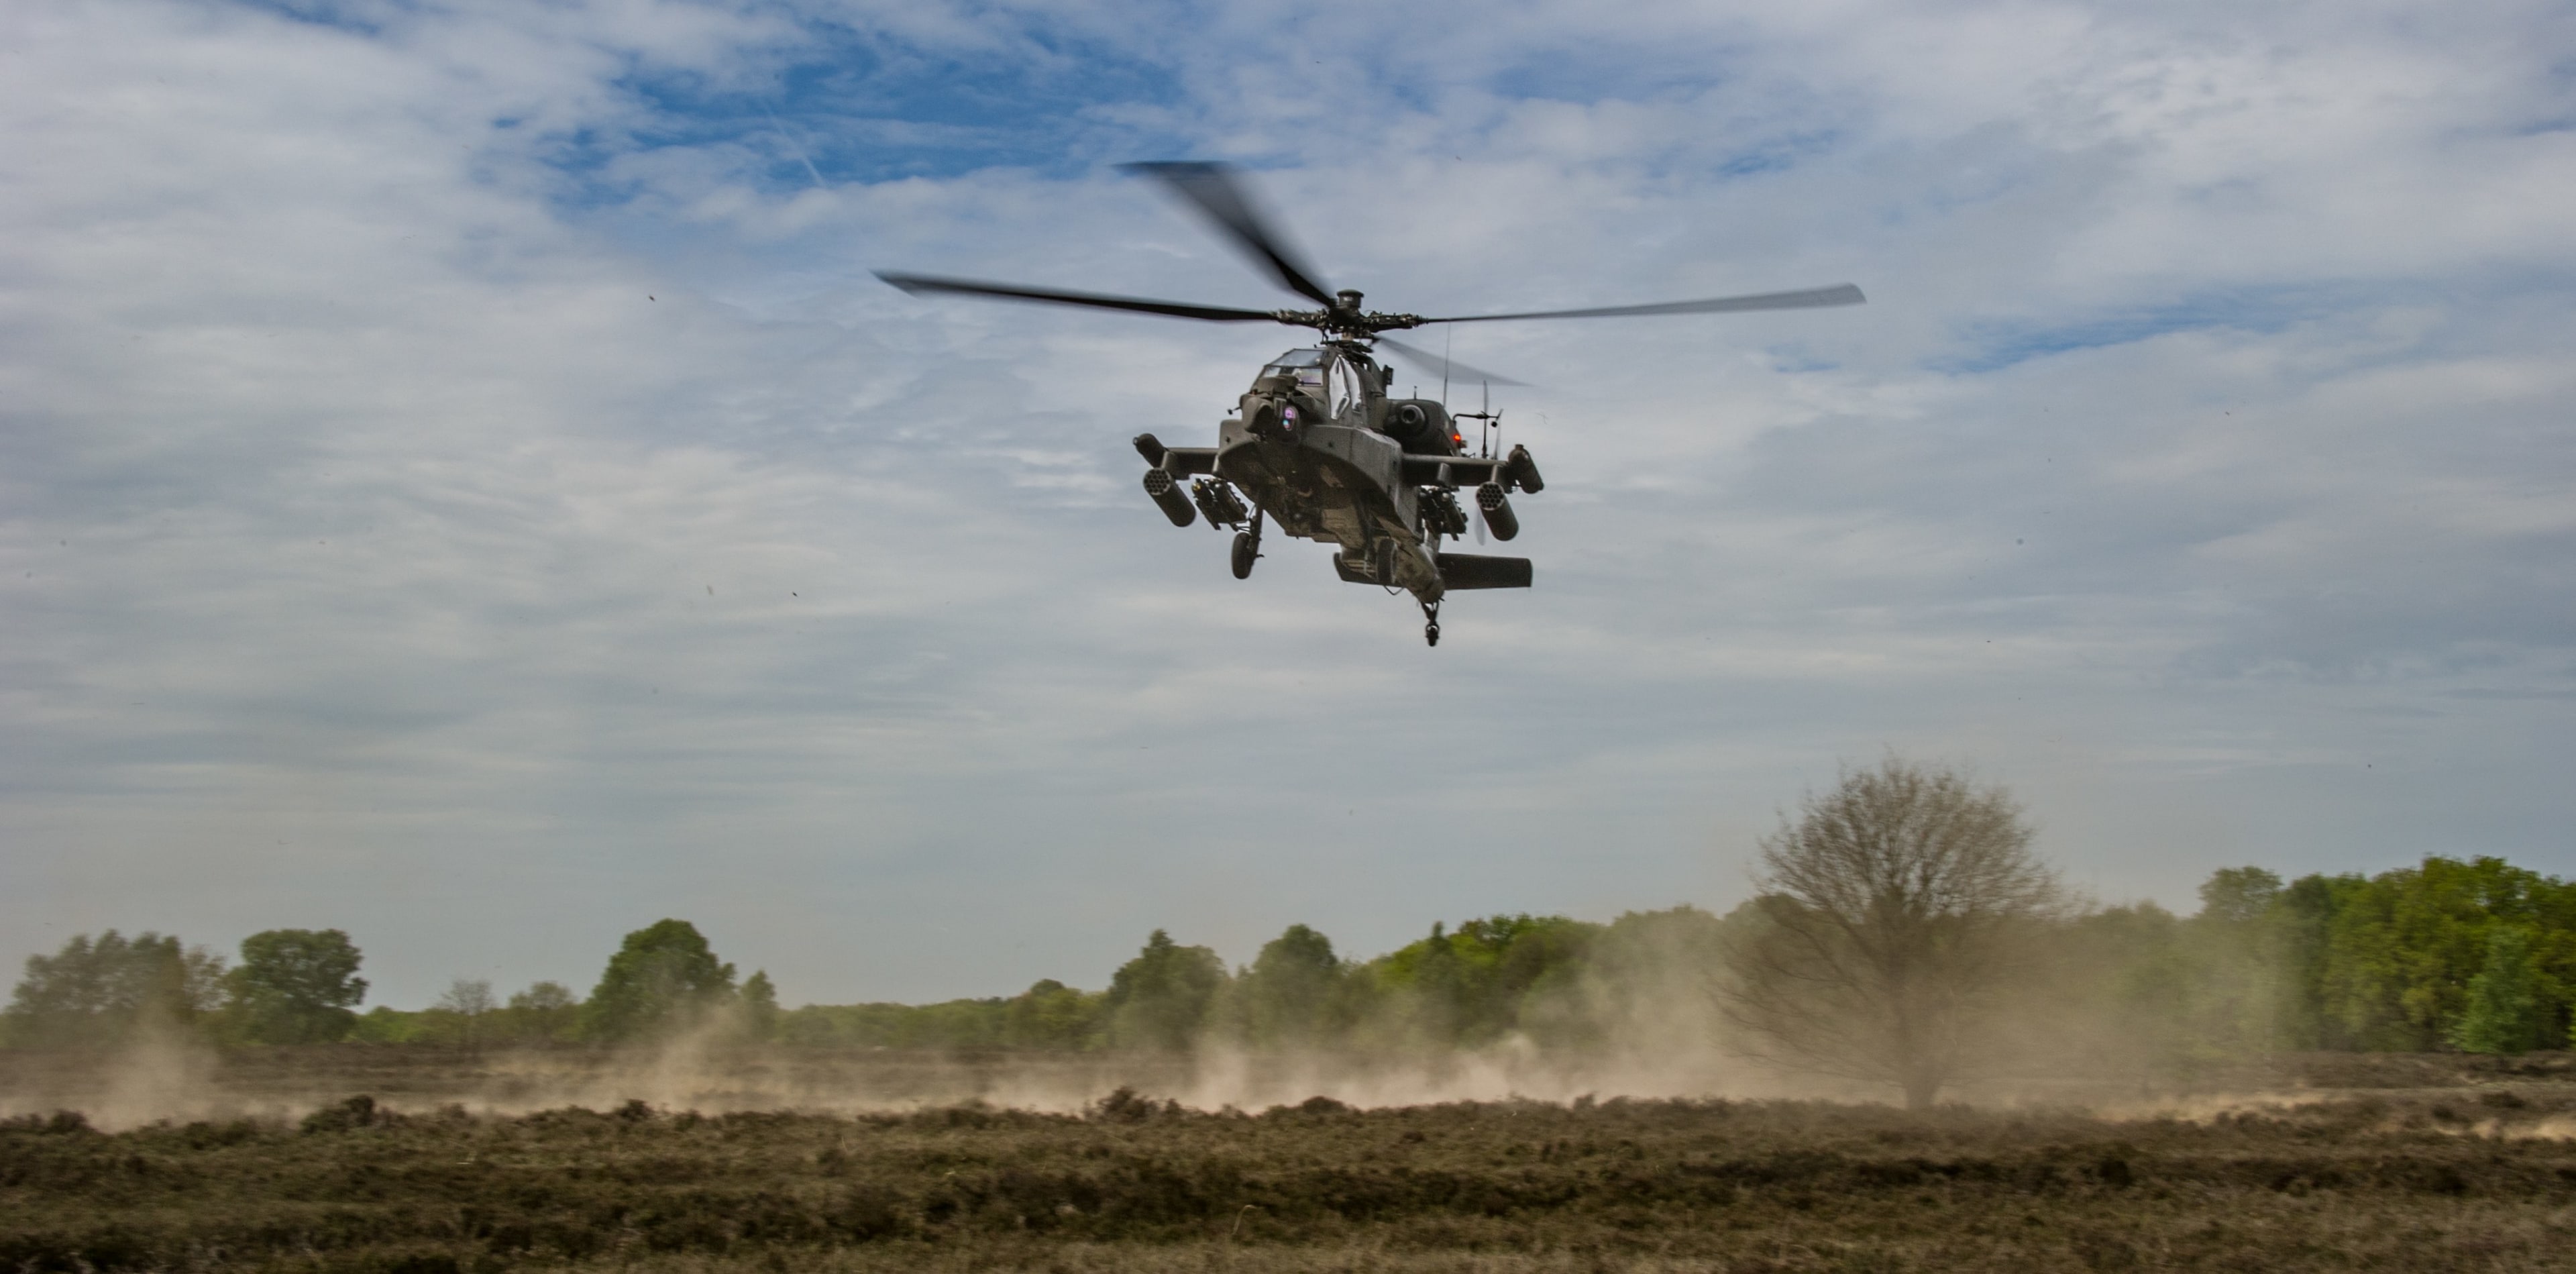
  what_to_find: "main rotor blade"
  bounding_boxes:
[875,272,1285,323]
[1424,283,1866,324]
[1121,162,1337,309]
[1371,334,1530,388]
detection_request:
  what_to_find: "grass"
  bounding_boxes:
[7,1055,2576,1273]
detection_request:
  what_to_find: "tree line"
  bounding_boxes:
[13,761,2576,1105]
[0,918,779,1049]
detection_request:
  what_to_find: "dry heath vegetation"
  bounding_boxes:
[7,1063,2576,1274]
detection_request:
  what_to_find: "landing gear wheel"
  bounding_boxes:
[1230,531,1258,580]
[1425,622,1440,647]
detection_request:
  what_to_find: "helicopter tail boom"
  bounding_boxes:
[1434,553,1532,590]
[1334,551,1530,590]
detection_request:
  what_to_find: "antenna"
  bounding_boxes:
[1440,329,1452,405]
[1483,380,1504,460]
[1450,379,1504,458]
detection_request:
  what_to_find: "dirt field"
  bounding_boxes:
[7,1047,2576,1273]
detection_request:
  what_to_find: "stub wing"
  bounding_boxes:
[1398,456,1507,487]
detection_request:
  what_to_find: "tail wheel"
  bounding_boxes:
[1231,532,1258,579]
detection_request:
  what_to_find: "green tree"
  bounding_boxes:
[1519,906,1726,1053]
[501,981,580,1044]
[2044,902,2243,1078]
[1363,915,1597,1049]
[2200,868,2284,924]
[2313,857,2568,1050]
[4,931,227,1047]
[2453,927,2551,1054]
[2273,870,2367,1049]
[227,929,368,1044]
[1391,921,1468,1045]
[2184,867,2300,1057]
[1004,979,1103,1049]
[1104,930,1225,1051]
[1232,924,1350,1047]
[583,920,737,1041]
[347,1006,431,1043]
[741,970,780,1042]
[2045,867,2306,1073]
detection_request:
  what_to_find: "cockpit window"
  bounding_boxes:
[1263,348,1328,394]
[1328,356,1363,421]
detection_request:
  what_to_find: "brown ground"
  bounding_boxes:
[5,1047,2575,1272]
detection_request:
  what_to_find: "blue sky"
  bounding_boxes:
[4,0,2573,1010]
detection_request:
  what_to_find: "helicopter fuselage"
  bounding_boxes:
[1220,415,1439,590]
[1135,342,1539,616]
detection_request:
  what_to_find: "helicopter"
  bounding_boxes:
[877,162,1864,646]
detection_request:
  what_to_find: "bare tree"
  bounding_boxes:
[1721,757,2063,1108]
[435,978,496,1017]
[434,978,495,1050]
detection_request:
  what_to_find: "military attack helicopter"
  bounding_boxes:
[877,162,1863,646]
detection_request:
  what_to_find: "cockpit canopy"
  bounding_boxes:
[1262,347,1372,424]
[1261,348,1326,390]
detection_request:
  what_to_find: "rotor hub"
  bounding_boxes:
[1275,305,1426,338]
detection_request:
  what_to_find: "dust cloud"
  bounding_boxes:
[2,986,2184,1132]
[0,1040,1862,1132]
[6,1022,2542,1134]
[0,917,2490,1129]
[0,963,1865,1129]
